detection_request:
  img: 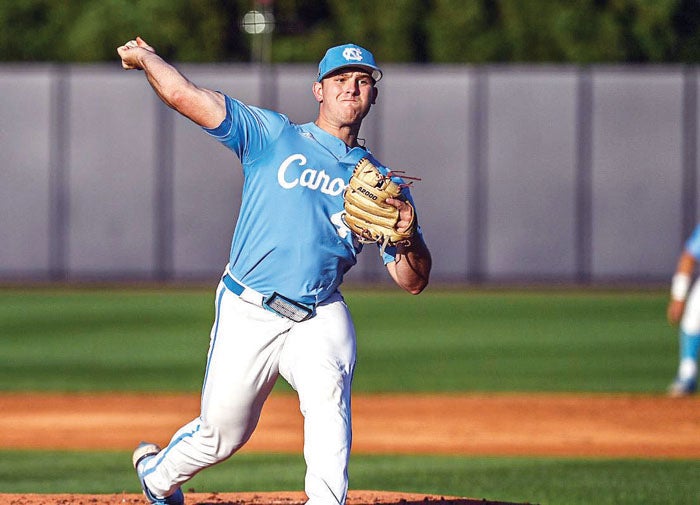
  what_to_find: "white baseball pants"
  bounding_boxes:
[142,279,357,505]
[682,279,700,334]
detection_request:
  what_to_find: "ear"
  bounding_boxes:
[312,81,323,103]
[371,86,379,105]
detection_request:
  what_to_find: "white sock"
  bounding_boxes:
[679,357,697,382]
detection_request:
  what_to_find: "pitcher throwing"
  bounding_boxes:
[117,38,432,505]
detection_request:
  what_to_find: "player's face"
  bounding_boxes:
[316,69,377,126]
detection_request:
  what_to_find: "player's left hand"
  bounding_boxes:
[667,299,685,326]
[342,158,416,250]
[386,197,415,235]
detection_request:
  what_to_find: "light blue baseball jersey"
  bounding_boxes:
[204,96,417,306]
[686,223,700,259]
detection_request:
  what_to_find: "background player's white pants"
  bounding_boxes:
[142,280,357,505]
[677,279,700,382]
[681,280,700,334]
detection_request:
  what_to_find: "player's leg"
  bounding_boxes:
[672,280,700,395]
[279,292,356,505]
[139,280,294,498]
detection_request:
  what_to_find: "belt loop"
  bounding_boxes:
[240,287,264,307]
[223,272,265,307]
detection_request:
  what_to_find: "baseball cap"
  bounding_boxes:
[317,43,383,82]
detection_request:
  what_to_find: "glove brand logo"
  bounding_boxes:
[342,47,363,62]
[356,186,378,200]
[277,154,346,196]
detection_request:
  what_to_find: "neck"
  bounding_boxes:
[314,117,362,148]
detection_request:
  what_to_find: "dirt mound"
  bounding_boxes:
[1,392,698,457]
[0,491,529,505]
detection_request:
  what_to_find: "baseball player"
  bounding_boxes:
[117,38,432,505]
[667,223,700,396]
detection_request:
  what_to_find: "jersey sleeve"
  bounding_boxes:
[203,95,288,164]
[685,224,700,259]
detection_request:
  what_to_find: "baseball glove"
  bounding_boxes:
[343,157,417,251]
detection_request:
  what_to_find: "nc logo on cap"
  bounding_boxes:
[317,43,383,82]
[342,47,364,62]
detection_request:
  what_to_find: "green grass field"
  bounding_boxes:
[0,286,697,505]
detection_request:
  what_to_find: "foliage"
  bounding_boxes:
[2,0,700,63]
[0,0,243,63]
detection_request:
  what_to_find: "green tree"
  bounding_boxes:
[268,0,334,62]
[271,0,430,63]
[329,0,428,62]
[2,0,700,63]
[0,0,242,62]
[425,0,699,64]
[425,0,528,63]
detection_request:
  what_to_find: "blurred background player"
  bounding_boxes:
[666,223,700,396]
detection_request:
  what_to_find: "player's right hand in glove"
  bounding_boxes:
[342,157,418,253]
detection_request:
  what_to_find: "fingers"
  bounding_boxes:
[117,37,154,70]
[386,198,414,232]
[667,299,685,326]
[117,39,137,69]
[117,47,135,70]
[386,197,411,214]
[117,39,138,54]
[135,36,155,53]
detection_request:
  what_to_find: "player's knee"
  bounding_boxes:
[198,421,248,460]
[299,377,351,416]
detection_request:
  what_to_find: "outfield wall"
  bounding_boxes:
[0,63,696,284]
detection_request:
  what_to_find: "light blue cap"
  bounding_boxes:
[316,43,383,82]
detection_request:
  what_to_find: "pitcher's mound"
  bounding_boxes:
[0,490,531,505]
